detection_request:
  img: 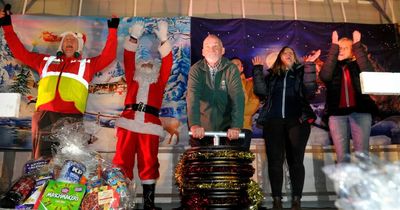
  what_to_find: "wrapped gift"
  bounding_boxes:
[81,185,120,210]
[34,180,86,210]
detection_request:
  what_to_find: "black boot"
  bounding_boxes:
[291,196,301,210]
[272,196,283,210]
[143,184,162,210]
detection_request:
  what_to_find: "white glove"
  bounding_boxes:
[129,21,145,39]
[154,20,168,42]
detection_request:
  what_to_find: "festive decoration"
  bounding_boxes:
[0,119,136,209]
[247,180,264,210]
[175,146,263,209]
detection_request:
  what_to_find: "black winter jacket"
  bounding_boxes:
[319,42,378,116]
[253,63,317,126]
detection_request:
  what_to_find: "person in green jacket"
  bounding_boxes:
[186,34,244,146]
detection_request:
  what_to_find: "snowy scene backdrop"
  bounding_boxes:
[0,15,190,150]
[1,15,400,151]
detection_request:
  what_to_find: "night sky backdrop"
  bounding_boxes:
[191,17,400,77]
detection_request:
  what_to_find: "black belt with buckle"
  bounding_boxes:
[124,102,159,117]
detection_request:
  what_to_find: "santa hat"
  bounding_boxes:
[57,31,86,58]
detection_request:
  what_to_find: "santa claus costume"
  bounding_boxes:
[112,21,172,210]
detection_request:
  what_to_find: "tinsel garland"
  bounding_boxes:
[182,196,248,206]
[181,181,263,209]
[184,181,246,190]
[247,180,265,210]
[183,193,209,210]
[175,154,187,189]
[175,150,254,188]
[186,164,255,175]
[185,150,255,161]
[174,149,264,209]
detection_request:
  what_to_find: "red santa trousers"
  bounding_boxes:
[113,127,160,182]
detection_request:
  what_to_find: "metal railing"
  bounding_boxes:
[188,131,245,146]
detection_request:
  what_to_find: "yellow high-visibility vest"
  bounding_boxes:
[36,56,89,113]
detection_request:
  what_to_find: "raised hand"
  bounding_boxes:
[252,56,263,65]
[304,49,321,63]
[154,20,168,42]
[129,21,145,39]
[107,15,119,29]
[353,30,361,44]
[332,31,339,45]
[0,4,12,26]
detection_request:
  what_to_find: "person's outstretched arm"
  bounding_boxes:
[186,64,202,130]
[0,4,46,73]
[90,17,119,74]
[320,31,339,83]
[252,56,267,98]
[123,21,144,87]
[155,20,173,85]
[352,31,374,72]
[227,64,244,140]
[303,49,321,99]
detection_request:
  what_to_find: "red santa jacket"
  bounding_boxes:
[3,25,117,114]
[115,38,173,137]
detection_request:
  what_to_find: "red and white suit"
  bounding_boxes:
[112,38,173,183]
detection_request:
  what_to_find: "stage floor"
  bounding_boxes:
[134,201,337,209]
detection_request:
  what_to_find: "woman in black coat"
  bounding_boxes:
[252,46,320,210]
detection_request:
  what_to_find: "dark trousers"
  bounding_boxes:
[263,118,310,197]
[31,110,83,159]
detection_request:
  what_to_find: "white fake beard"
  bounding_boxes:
[133,61,161,84]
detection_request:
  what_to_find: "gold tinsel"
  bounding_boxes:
[174,153,187,189]
[247,180,265,210]
[175,150,254,188]
[185,182,245,190]
[174,149,263,209]
[185,150,255,161]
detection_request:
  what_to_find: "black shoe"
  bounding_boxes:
[291,196,301,210]
[272,196,283,210]
[143,184,162,210]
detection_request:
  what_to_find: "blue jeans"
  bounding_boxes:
[328,113,372,163]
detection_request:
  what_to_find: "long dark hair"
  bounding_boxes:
[270,46,300,76]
